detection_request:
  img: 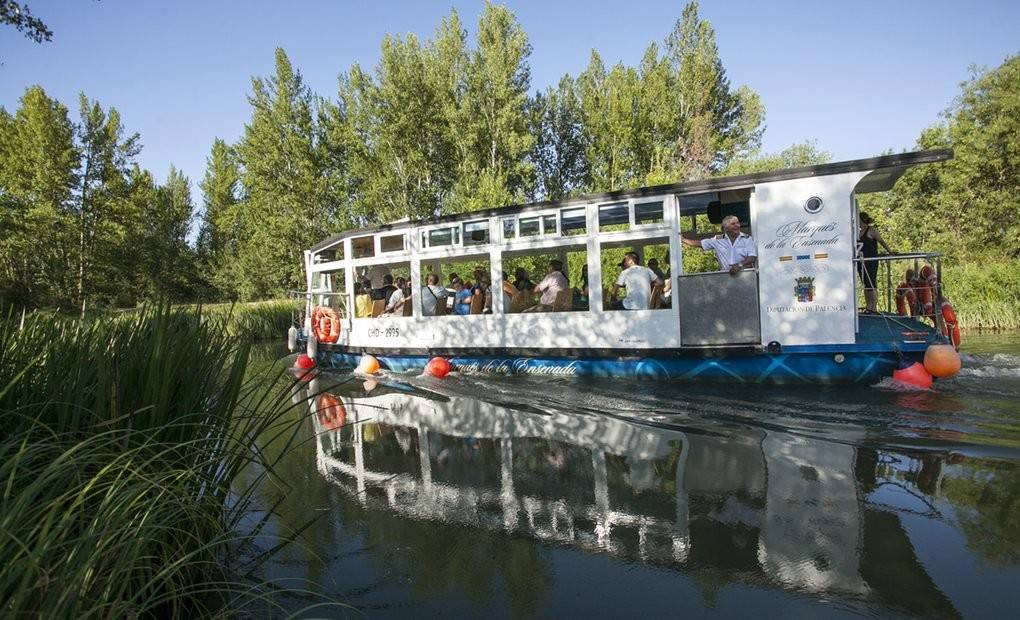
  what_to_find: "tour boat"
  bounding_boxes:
[294,149,961,384]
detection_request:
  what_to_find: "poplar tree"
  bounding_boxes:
[0,86,78,308]
[73,95,141,314]
[529,75,587,201]
[664,1,763,179]
[143,166,194,300]
[576,52,640,192]
[449,1,534,211]
[341,12,465,222]
[196,138,241,297]
[235,48,331,299]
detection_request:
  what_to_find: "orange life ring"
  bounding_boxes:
[895,282,916,316]
[311,306,341,343]
[912,266,937,317]
[940,300,962,349]
[316,393,347,430]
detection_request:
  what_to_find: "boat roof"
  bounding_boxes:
[311,148,952,252]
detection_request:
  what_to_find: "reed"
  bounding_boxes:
[0,306,324,617]
[192,299,296,342]
[942,261,1020,331]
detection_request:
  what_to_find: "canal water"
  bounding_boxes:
[247,334,1020,618]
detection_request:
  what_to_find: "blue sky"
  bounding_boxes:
[2,0,1018,201]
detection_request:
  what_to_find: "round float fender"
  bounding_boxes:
[312,306,341,344]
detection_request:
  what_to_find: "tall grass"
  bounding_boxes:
[192,299,296,342]
[0,306,321,617]
[942,260,1020,331]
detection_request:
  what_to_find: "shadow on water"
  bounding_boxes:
[246,335,1020,618]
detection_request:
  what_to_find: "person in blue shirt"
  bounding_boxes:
[452,277,472,315]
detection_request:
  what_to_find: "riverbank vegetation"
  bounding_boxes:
[0,306,318,616]
[2,2,1018,327]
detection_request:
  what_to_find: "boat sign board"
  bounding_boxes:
[753,172,866,346]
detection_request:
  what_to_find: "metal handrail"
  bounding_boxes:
[852,253,945,332]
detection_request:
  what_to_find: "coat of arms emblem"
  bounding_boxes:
[794,276,815,302]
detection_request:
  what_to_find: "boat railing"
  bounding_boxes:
[288,290,349,328]
[853,252,945,327]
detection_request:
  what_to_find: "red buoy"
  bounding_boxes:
[892,362,933,389]
[295,353,316,370]
[425,356,451,378]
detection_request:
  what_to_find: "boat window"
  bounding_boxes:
[599,202,629,232]
[679,188,754,275]
[600,238,671,312]
[541,214,558,236]
[560,207,586,236]
[463,220,490,246]
[352,236,375,258]
[502,245,589,314]
[520,216,541,237]
[419,256,491,317]
[313,243,343,263]
[427,226,459,248]
[353,261,411,319]
[379,233,405,253]
[502,218,516,241]
[312,268,345,292]
[634,201,664,225]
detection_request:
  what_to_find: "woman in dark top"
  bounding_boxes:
[858,212,893,313]
[513,267,534,292]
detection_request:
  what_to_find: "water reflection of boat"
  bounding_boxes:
[306,382,958,614]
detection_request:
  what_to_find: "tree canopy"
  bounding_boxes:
[2,3,1016,309]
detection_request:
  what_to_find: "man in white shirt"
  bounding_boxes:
[682,215,757,275]
[612,252,662,310]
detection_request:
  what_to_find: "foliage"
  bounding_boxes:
[860,56,1020,264]
[0,0,51,43]
[232,49,343,300]
[202,299,297,341]
[0,306,324,616]
[3,4,1017,325]
[941,261,1020,330]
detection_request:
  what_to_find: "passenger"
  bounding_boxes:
[471,268,487,294]
[572,264,590,310]
[647,258,666,281]
[420,274,449,316]
[384,276,408,314]
[513,267,534,292]
[377,274,397,304]
[858,211,894,313]
[480,277,493,313]
[681,215,757,275]
[534,259,568,310]
[611,252,663,310]
[501,274,517,311]
[451,277,472,316]
[368,264,391,299]
[354,282,373,318]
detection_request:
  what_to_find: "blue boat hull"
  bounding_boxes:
[320,347,920,385]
